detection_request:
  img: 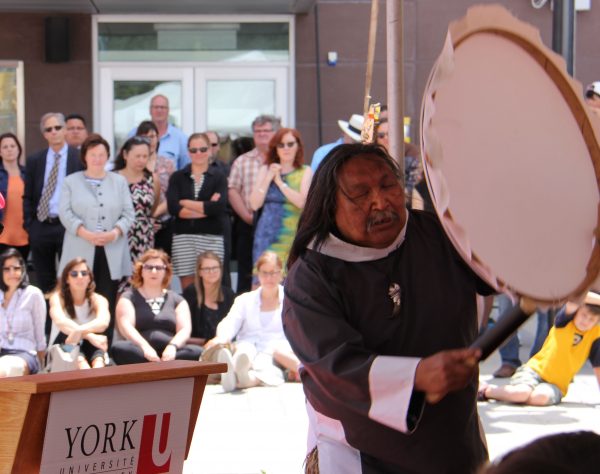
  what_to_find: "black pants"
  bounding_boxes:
[154,219,173,256]
[29,220,64,294]
[234,218,254,294]
[29,220,64,337]
[111,340,202,365]
[93,246,119,345]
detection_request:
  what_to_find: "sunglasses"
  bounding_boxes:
[44,125,63,133]
[69,270,90,278]
[276,141,297,149]
[211,143,219,147]
[2,265,22,272]
[189,147,209,154]
[143,264,167,272]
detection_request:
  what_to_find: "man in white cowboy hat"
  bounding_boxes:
[585,81,600,117]
[310,113,363,172]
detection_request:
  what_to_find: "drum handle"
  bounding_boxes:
[471,298,537,360]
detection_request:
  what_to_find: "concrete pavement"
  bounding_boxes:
[184,316,600,473]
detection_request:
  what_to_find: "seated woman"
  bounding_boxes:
[111,249,202,364]
[204,251,300,392]
[182,251,234,347]
[48,257,110,369]
[0,248,46,376]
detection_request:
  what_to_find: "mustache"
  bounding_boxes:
[366,209,400,232]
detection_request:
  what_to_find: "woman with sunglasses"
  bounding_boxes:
[204,251,300,392]
[166,133,227,289]
[0,248,46,377]
[0,133,28,259]
[113,136,160,289]
[182,251,234,347]
[136,121,175,256]
[111,249,202,365]
[59,134,134,341]
[249,128,312,269]
[48,258,110,369]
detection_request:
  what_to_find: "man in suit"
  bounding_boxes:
[23,112,83,297]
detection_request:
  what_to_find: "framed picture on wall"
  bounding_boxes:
[0,60,25,160]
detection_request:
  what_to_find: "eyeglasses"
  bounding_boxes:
[143,264,167,272]
[210,143,219,148]
[66,126,85,131]
[253,128,274,134]
[69,270,89,278]
[44,125,63,133]
[276,141,297,149]
[200,266,220,274]
[189,147,209,154]
[258,270,282,278]
[2,265,22,273]
[377,132,389,139]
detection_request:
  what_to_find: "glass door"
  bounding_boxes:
[97,64,291,157]
[194,66,291,135]
[97,65,194,155]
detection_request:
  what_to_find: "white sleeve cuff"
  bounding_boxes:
[368,355,421,432]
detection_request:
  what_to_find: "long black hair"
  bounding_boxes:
[112,136,152,173]
[287,143,401,268]
[0,248,29,291]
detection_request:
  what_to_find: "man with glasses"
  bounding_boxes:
[228,115,281,293]
[23,112,83,301]
[64,113,88,149]
[130,94,189,170]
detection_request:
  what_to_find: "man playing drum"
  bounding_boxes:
[283,143,494,473]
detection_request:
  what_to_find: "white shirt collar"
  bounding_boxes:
[309,214,409,262]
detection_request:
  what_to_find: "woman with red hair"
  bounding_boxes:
[249,128,312,268]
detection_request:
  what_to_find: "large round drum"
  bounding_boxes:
[421,5,600,305]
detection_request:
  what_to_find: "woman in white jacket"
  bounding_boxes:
[204,251,300,392]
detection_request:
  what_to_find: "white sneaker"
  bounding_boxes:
[233,352,253,388]
[216,348,236,393]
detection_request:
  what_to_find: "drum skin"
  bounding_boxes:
[421,5,600,305]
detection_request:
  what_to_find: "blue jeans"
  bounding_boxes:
[496,294,552,367]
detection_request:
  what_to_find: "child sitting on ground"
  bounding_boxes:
[479,290,600,406]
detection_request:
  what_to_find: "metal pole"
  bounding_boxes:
[552,0,575,75]
[363,0,379,116]
[387,0,405,179]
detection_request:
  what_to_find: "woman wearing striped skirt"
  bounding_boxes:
[166,133,227,289]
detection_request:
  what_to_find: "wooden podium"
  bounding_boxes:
[0,360,225,473]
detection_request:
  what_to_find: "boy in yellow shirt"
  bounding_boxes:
[479,291,600,406]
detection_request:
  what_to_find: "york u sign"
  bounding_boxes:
[40,379,193,474]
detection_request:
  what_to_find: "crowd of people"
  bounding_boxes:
[0,85,599,473]
[0,94,323,390]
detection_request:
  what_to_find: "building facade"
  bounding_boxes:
[0,0,598,160]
